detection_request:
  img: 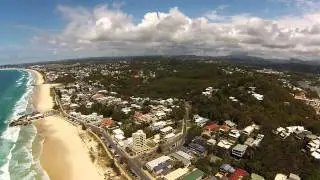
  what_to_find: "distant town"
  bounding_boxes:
[10,57,320,180]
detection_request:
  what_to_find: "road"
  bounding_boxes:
[101,131,151,180]
[54,91,150,180]
[159,101,190,152]
[54,89,192,180]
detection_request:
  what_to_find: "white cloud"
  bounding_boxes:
[31,4,320,60]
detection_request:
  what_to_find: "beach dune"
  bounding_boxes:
[29,69,104,180]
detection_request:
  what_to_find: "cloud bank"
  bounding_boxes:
[36,3,320,60]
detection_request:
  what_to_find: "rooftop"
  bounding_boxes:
[182,169,205,180]
[232,144,248,152]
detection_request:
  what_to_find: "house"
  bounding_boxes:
[150,121,166,130]
[242,125,255,136]
[229,130,241,140]
[163,168,189,180]
[306,139,320,152]
[153,161,172,175]
[101,118,113,128]
[232,144,248,158]
[251,173,265,180]
[294,130,312,140]
[219,164,235,174]
[112,128,124,136]
[253,134,264,146]
[145,156,172,172]
[160,126,174,138]
[207,139,217,146]
[176,150,193,160]
[244,138,255,147]
[134,111,153,123]
[114,134,125,142]
[288,173,301,180]
[225,120,237,129]
[121,107,131,114]
[188,143,206,156]
[193,115,209,126]
[228,168,249,180]
[86,102,93,108]
[182,169,205,180]
[311,149,320,159]
[164,133,176,140]
[205,124,220,132]
[219,125,231,134]
[217,139,233,150]
[170,151,192,167]
[274,174,288,180]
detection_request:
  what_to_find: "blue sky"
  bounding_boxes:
[0,0,319,64]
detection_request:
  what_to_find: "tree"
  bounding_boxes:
[186,125,202,144]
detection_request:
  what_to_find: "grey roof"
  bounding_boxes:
[225,120,236,127]
[153,161,171,172]
[233,144,248,152]
[245,138,255,146]
[220,164,235,173]
[170,153,191,166]
[188,143,206,153]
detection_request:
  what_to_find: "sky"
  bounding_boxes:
[1,0,320,64]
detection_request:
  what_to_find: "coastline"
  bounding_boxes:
[28,69,104,180]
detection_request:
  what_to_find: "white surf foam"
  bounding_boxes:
[0,71,34,180]
[0,144,15,180]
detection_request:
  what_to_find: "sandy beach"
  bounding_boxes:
[29,69,104,180]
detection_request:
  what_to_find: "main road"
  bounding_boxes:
[54,89,190,180]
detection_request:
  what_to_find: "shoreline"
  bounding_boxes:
[27,69,105,180]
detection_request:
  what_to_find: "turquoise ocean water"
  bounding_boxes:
[0,70,48,180]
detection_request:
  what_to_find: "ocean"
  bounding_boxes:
[0,70,48,180]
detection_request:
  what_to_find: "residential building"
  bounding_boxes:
[224,120,237,129]
[219,164,235,174]
[217,139,233,150]
[193,115,209,126]
[145,156,172,172]
[112,128,124,136]
[170,150,193,167]
[228,168,249,180]
[245,137,255,147]
[251,173,265,180]
[242,125,255,136]
[130,130,151,155]
[188,142,206,156]
[182,169,205,180]
[229,129,241,140]
[274,174,288,180]
[207,139,217,146]
[160,126,173,138]
[288,173,301,180]
[100,118,113,128]
[132,130,146,150]
[163,168,189,180]
[232,144,248,158]
[150,121,166,130]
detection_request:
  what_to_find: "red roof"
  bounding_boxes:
[134,111,144,121]
[205,124,220,130]
[228,168,248,180]
[101,119,113,127]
